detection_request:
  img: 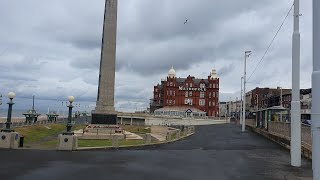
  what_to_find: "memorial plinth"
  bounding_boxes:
[91,112,117,124]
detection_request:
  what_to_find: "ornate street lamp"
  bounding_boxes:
[63,96,74,135]
[2,92,16,132]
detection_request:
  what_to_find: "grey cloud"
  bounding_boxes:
[219,63,235,77]
[0,0,312,111]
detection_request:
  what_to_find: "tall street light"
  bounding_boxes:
[291,0,301,167]
[2,92,16,132]
[63,96,74,135]
[242,51,252,132]
[312,0,320,178]
[240,76,243,125]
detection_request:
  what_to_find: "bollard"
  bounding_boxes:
[112,135,119,148]
[167,132,172,141]
[176,130,181,139]
[145,133,151,144]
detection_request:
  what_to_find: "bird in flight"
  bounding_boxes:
[184,19,189,24]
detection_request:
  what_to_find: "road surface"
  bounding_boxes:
[0,124,312,180]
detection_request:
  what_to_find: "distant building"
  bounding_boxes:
[154,106,206,118]
[150,67,220,117]
[219,102,227,117]
[246,87,312,120]
[247,87,291,111]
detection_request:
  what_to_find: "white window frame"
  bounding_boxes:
[185,91,188,97]
[200,92,204,98]
[199,99,205,106]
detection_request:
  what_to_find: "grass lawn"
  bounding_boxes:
[122,125,151,134]
[78,139,145,147]
[78,139,112,147]
[15,124,66,144]
[40,139,58,148]
[15,123,87,145]
[118,139,144,146]
[170,132,177,140]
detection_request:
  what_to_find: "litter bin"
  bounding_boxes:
[19,136,24,147]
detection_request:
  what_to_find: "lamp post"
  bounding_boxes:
[63,96,74,135]
[2,92,16,132]
[242,51,252,132]
[291,0,301,167]
[312,0,320,178]
[240,76,243,125]
[280,87,283,122]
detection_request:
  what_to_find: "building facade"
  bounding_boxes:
[248,87,291,111]
[150,67,220,117]
[219,102,227,117]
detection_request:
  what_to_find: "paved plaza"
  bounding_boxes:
[0,124,312,180]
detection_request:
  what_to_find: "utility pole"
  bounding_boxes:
[242,51,252,132]
[32,95,35,111]
[280,87,283,122]
[256,94,259,126]
[291,0,301,167]
[312,0,320,178]
[240,77,243,125]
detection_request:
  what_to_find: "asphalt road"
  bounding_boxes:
[0,124,312,180]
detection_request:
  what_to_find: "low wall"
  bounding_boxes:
[151,126,168,134]
[75,126,196,151]
[78,134,125,140]
[246,119,312,159]
[268,121,291,138]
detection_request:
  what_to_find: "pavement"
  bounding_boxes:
[0,123,313,180]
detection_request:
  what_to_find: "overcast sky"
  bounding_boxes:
[0,0,312,113]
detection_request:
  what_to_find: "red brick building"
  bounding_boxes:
[150,67,220,117]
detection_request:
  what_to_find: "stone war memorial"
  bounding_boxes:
[92,0,118,125]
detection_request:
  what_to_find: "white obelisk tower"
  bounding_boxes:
[92,0,118,124]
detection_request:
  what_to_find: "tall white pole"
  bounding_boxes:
[280,87,283,122]
[291,0,301,167]
[242,51,251,132]
[256,94,258,126]
[312,0,320,178]
[240,77,243,125]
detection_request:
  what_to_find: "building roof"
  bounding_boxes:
[168,66,176,78]
[155,106,205,113]
[175,78,209,86]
